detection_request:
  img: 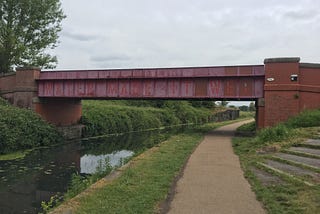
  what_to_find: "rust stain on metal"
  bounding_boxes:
[38,65,265,99]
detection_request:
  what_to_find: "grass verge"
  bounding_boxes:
[233,109,320,214]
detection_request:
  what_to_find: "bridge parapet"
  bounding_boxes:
[37,65,265,99]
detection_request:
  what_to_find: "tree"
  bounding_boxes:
[219,100,229,107]
[239,105,249,111]
[249,101,256,111]
[0,0,65,73]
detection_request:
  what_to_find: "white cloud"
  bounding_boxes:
[53,0,320,69]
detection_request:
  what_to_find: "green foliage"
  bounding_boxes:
[0,97,9,106]
[239,105,249,111]
[40,194,63,214]
[0,102,61,154]
[81,100,213,138]
[232,110,320,214]
[285,109,320,128]
[0,0,66,73]
[189,100,216,108]
[237,121,256,132]
[253,108,320,145]
[257,124,291,143]
[249,101,256,111]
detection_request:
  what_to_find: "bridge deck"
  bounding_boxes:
[37,65,265,99]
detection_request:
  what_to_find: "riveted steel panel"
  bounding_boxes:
[130,80,143,97]
[254,78,265,97]
[38,82,44,96]
[208,79,223,97]
[38,65,265,98]
[119,80,130,97]
[224,79,237,97]
[88,71,99,79]
[85,81,96,97]
[168,79,180,97]
[239,78,253,97]
[181,79,194,97]
[239,66,253,76]
[96,80,107,97]
[154,80,167,97]
[195,79,208,97]
[44,81,54,96]
[143,80,154,96]
[64,80,74,97]
[74,80,86,97]
[54,82,64,97]
[106,80,118,97]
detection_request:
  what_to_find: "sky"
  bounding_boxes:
[52,0,320,105]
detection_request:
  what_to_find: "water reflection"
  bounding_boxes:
[80,150,134,174]
[0,128,176,214]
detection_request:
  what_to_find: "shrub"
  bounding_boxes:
[285,109,320,128]
[257,124,291,144]
[0,104,61,154]
[81,100,214,138]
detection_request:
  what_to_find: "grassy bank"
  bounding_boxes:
[233,109,320,213]
[81,100,216,138]
[50,119,249,214]
[0,98,61,155]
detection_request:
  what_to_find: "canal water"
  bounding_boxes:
[0,128,178,214]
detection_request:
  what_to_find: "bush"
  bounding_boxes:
[81,100,214,138]
[0,103,61,154]
[257,124,291,143]
[285,109,320,128]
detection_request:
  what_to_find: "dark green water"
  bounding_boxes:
[0,129,175,214]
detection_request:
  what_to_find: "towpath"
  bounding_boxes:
[167,120,265,214]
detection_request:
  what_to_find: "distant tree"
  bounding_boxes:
[249,101,256,111]
[239,105,249,111]
[0,0,65,73]
[190,100,216,108]
[220,101,229,107]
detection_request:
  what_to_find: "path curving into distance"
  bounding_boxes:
[167,120,265,214]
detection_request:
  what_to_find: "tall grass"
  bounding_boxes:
[254,108,320,145]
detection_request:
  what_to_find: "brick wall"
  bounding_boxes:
[262,58,320,127]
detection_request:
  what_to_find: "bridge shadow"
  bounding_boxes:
[206,129,236,137]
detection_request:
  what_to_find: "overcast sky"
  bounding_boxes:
[53,0,320,70]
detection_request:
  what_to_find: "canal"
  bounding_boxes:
[0,128,178,213]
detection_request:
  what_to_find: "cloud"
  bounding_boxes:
[52,0,320,70]
[62,31,101,42]
[283,9,319,21]
[90,54,131,62]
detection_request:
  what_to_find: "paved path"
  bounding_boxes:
[168,120,265,214]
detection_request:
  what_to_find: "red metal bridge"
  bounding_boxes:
[1,57,319,128]
[37,65,264,100]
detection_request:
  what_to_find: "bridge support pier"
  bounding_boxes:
[262,57,320,127]
[34,98,82,126]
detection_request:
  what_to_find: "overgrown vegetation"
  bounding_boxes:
[81,100,215,137]
[233,109,320,214]
[0,97,61,154]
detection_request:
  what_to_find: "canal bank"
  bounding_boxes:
[49,119,250,214]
